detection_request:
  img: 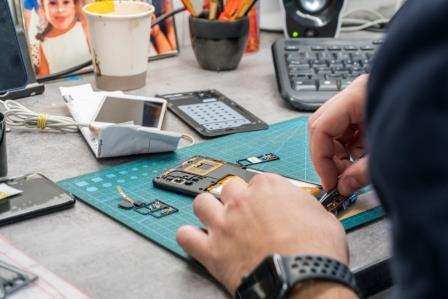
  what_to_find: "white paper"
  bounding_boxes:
[0,183,22,200]
[0,236,91,299]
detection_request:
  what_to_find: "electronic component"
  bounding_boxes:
[237,153,280,166]
[153,156,257,197]
[280,0,346,38]
[116,186,178,218]
[0,173,76,226]
[0,1,28,95]
[272,38,381,111]
[157,89,268,137]
[153,155,355,215]
[0,261,37,297]
[134,200,178,218]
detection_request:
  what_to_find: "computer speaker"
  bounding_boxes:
[281,0,346,38]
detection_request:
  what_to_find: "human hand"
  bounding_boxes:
[309,75,370,195]
[176,174,349,294]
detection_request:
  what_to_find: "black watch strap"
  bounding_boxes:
[282,254,361,297]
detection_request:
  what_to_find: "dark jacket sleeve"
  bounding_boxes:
[367,1,448,298]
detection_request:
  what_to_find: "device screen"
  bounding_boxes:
[95,96,165,128]
[178,98,251,131]
[0,0,28,93]
[0,174,75,224]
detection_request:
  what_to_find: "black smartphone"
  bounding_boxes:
[0,0,28,94]
[0,173,76,226]
[157,90,268,138]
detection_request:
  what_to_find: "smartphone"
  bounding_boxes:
[0,0,28,94]
[153,156,355,215]
[93,95,168,129]
[153,156,324,197]
[0,173,76,226]
[157,90,268,137]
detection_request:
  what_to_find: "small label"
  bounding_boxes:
[0,183,23,200]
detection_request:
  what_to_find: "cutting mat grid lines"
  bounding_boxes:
[58,117,380,259]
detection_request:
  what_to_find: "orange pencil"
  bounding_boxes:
[219,0,241,20]
[181,0,197,16]
[234,0,254,19]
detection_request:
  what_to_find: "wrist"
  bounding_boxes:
[288,281,359,299]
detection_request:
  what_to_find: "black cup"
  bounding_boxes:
[189,15,249,71]
[0,112,7,178]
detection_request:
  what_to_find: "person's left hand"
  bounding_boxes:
[176,173,349,294]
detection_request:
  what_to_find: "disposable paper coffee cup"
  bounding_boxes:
[83,1,154,91]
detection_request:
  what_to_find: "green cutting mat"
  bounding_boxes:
[58,116,384,258]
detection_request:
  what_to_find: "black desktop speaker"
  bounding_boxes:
[281,0,346,38]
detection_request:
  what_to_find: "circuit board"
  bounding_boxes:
[58,116,384,259]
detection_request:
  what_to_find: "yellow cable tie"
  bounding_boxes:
[37,113,48,129]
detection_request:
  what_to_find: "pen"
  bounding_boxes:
[180,0,197,16]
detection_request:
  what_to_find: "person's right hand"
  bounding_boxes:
[309,75,370,195]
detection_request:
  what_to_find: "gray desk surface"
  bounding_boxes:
[0,31,390,298]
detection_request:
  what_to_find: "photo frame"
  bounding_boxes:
[17,0,179,80]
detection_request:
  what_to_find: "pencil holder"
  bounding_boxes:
[189,15,249,71]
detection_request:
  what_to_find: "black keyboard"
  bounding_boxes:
[272,38,383,111]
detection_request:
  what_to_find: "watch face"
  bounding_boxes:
[237,255,285,299]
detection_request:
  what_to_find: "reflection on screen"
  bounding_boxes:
[95,96,164,128]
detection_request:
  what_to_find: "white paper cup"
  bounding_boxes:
[83,1,154,91]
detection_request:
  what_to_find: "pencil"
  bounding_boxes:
[180,0,197,16]
[235,0,256,19]
[209,0,218,19]
[241,0,258,16]
[219,0,241,20]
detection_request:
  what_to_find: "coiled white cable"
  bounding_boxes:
[0,100,196,144]
[0,100,89,133]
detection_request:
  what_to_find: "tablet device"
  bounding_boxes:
[0,173,76,226]
[0,0,28,95]
[157,90,268,137]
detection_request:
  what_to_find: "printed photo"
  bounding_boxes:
[21,0,178,78]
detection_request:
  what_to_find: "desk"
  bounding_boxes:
[0,32,391,298]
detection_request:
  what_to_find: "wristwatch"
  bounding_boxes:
[234,254,361,299]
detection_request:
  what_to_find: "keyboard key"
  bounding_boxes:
[327,46,342,51]
[310,59,326,65]
[294,79,317,91]
[340,79,354,89]
[344,45,358,51]
[311,46,325,51]
[361,45,374,51]
[285,44,299,51]
[373,39,384,45]
[319,79,340,91]
[287,58,309,65]
[289,65,311,72]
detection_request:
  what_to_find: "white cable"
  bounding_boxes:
[341,7,389,32]
[0,100,88,133]
[341,18,388,32]
[343,8,387,21]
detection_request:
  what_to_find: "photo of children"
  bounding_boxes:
[147,0,178,56]
[22,0,178,78]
